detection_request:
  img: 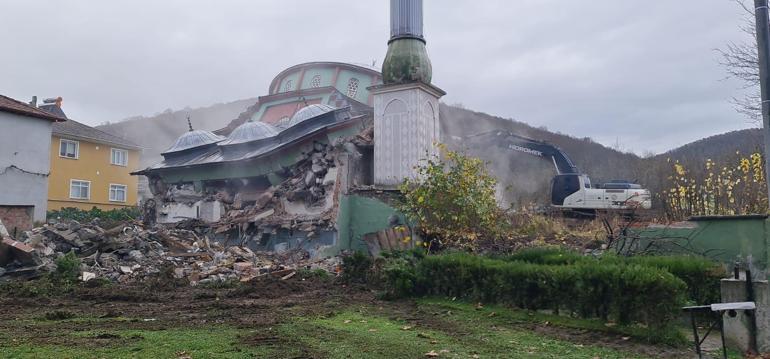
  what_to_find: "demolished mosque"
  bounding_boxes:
[133,0,443,258]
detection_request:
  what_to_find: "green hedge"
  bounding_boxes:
[502,247,725,305]
[410,253,686,331]
[47,206,140,227]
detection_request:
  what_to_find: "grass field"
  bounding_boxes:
[0,277,735,358]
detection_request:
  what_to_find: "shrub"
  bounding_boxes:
[51,251,81,284]
[378,249,425,299]
[500,247,724,305]
[503,246,585,265]
[47,206,140,227]
[625,255,726,305]
[411,252,686,335]
[341,251,373,284]
[296,268,332,280]
[398,144,508,250]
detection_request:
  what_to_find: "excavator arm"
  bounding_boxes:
[462,131,580,174]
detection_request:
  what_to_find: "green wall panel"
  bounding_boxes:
[632,217,769,272]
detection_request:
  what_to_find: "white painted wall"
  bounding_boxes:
[373,83,442,187]
[157,200,223,224]
[0,111,54,221]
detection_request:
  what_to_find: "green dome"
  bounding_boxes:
[381,38,432,85]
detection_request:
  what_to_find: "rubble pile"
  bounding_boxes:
[0,218,342,284]
[212,140,340,240]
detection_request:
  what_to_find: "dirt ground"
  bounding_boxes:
[0,275,714,358]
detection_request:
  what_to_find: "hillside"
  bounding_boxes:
[97,98,257,167]
[439,104,646,206]
[655,128,762,163]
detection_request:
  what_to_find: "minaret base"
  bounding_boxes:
[370,81,446,188]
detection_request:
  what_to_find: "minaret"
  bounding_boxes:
[371,0,445,187]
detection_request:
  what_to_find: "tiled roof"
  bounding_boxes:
[0,94,66,122]
[53,119,141,150]
[39,103,68,119]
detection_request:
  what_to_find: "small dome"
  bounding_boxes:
[163,129,224,154]
[220,120,279,146]
[289,104,336,127]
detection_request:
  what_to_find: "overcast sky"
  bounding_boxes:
[0,0,756,154]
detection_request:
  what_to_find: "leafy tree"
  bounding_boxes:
[398,144,508,250]
[662,152,768,219]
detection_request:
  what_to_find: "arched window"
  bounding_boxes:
[284,79,294,92]
[346,78,360,98]
[310,75,322,88]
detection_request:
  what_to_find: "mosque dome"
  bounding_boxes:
[288,104,336,127]
[163,129,225,155]
[220,120,279,146]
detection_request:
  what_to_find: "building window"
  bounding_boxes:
[59,139,79,159]
[111,148,128,166]
[347,78,360,98]
[109,184,127,202]
[284,79,294,92]
[310,75,322,88]
[69,180,90,200]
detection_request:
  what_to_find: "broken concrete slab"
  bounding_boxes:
[0,237,36,266]
[81,271,96,281]
[252,209,275,222]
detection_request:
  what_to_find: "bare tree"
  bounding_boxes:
[717,0,762,122]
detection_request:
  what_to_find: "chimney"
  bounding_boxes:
[55,97,63,108]
[29,96,37,107]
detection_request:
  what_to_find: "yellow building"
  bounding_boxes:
[42,99,141,211]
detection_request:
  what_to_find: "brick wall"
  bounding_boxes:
[0,206,34,237]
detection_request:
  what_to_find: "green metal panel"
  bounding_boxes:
[338,194,404,253]
[632,216,769,272]
[266,172,286,186]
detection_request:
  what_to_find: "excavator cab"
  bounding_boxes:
[551,174,581,206]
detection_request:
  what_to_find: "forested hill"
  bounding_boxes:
[97,98,257,167]
[654,128,762,163]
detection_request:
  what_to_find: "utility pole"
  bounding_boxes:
[755,0,770,203]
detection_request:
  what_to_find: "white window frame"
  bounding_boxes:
[69,179,91,200]
[108,183,127,203]
[59,139,79,159]
[310,75,322,88]
[347,77,360,98]
[111,148,128,166]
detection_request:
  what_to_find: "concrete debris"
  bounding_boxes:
[0,218,343,284]
[208,139,339,243]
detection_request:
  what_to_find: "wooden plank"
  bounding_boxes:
[377,231,391,251]
[385,228,398,250]
[389,228,403,250]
